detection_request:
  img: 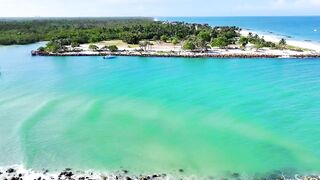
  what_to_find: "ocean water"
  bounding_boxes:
[1,43,320,176]
[158,16,320,43]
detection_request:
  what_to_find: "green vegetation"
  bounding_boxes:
[182,40,196,50]
[71,42,80,48]
[0,18,300,53]
[88,44,99,51]
[279,38,287,46]
[211,36,230,49]
[160,35,169,42]
[45,40,63,53]
[239,36,249,48]
[0,18,153,45]
[107,45,118,52]
[247,33,276,49]
[182,26,240,51]
[247,33,298,51]
[0,18,241,53]
[37,46,45,52]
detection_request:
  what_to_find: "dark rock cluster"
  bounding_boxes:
[1,166,320,180]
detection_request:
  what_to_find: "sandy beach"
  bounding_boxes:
[241,30,320,52]
[32,38,320,58]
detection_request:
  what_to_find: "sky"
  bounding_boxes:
[0,0,319,17]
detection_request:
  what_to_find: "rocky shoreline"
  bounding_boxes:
[1,165,320,180]
[31,51,320,59]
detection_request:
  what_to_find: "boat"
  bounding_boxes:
[103,55,116,59]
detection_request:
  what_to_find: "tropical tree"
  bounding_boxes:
[88,44,99,51]
[197,31,211,42]
[37,46,45,52]
[45,41,62,53]
[121,32,139,44]
[108,45,118,52]
[279,38,287,48]
[254,43,264,51]
[101,45,109,51]
[160,35,169,42]
[211,36,230,49]
[172,38,179,45]
[71,42,80,48]
[182,40,196,50]
[239,36,249,49]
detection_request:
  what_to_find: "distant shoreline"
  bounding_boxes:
[240,30,320,52]
[31,50,320,59]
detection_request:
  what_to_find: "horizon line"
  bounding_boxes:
[0,15,320,18]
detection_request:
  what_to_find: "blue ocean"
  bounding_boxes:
[157,16,320,43]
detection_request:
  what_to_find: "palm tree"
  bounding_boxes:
[279,38,287,48]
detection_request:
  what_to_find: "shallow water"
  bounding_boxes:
[0,43,320,175]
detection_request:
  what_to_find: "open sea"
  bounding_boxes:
[1,17,320,177]
[158,16,320,43]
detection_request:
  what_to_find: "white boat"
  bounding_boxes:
[103,55,116,59]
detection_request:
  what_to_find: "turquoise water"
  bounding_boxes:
[1,43,320,176]
[158,17,320,43]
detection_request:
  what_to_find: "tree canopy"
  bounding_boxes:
[211,36,230,49]
[182,40,196,50]
[239,36,249,48]
[0,18,240,49]
[107,45,118,52]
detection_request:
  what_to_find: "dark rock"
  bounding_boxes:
[18,174,22,177]
[67,172,73,177]
[231,172,240,178]
[6,168,16,173]
[65,168,72,171]
[78,177,85,180]
[10,177,20,180]
[123,170,129,174]
[125,177,132,180]
[152,174,160,178]
[179,169,184,173]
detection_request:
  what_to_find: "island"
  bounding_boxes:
[1,18,319,58]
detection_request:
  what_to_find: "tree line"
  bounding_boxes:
[0,18,289,53]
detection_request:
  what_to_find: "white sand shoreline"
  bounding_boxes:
[240,30,320,52]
